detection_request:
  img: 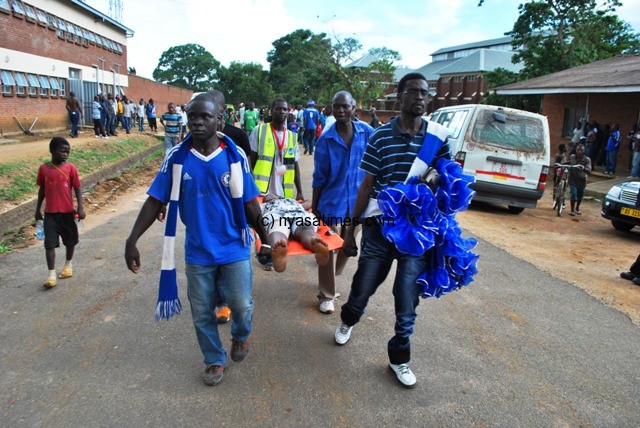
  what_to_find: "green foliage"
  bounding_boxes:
[152,44,221,91]
[506,0,640,78]
[483,68,543,112]
[217,62,274,107]
[267,29,338,106]
[0,240,12,254]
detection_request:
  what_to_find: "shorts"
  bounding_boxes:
[570,184,585,202]
[44,212,79,250]
[262,198,318,237]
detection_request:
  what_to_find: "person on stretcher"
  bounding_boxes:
[257,194,329,272]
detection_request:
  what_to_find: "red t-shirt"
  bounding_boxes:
[36,162,81,213]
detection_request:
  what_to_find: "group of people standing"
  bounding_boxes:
[124,72,453,389]
[65,92,189,139]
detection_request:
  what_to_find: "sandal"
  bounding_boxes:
[43,277,57,289]
[59,267,73,279]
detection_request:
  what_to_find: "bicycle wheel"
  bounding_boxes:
[557,181,566,216]
[552,184,559,210]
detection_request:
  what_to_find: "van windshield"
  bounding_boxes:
[471,110,545,152]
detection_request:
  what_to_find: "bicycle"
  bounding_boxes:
[552,164,583,216]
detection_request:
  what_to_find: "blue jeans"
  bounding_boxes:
[185,260,254,366]
[138,116,144,131]
[631,151,640,177]
[68,111,80,136]
[303,129,316,154]
[164,135,179,153]
[605,149,619,174]
[340,223,427,364]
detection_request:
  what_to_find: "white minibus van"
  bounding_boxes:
[430,104,550,214]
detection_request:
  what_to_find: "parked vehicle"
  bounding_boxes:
[601,180,640,231]
[430,104,550,214]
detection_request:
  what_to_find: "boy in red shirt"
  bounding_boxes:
[35,137,85,288]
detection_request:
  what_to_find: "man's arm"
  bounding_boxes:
[74,186,85,219]
[342,173,375,255]
[124,196,164,273]
[250,152,258,171]
[294,161,304,200]
[311,186,323,219]
[35,186,45,221]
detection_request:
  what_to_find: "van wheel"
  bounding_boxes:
[507,206,525,214]
[612,220,635,232]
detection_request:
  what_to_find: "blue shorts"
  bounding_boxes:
[570,184,585,202]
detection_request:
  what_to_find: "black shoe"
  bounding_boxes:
[620,271,637,281]
[230,337,249,362]
[633,277,640,286]
[202,364,224,386]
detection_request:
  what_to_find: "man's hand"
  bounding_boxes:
[256,244,272,265]
[296,191,305,201]
[341,227,358,258]
[77,208,86,220]
[125,240,141,274]
[156,205,167,222]
[35,211,43,221]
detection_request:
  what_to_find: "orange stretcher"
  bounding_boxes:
[254,197,344,255]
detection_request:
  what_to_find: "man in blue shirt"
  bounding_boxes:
[334,73,452,388]
[302,100,320,155]
[160,103,184,154]
[312,91,373,314]
[125,92,270,386]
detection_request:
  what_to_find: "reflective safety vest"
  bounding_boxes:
[253,123,297,198]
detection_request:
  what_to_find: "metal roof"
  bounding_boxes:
[413,58,459,81]
[436,49,522,75]
[430,36,513,56]
[493,54,640,94]
[69,0,134,37]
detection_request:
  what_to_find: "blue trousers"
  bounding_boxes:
[185,260,254,366]
[340,223,427,364]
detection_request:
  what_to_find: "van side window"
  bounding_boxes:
[435,110,469,139]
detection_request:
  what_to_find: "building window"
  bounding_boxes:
[467,75,477,82]
[441,77,450,83]
[49,77,60,96]
[38,75,50,96]
[59,78,66,97]
[35,8,47,25]
[453,76,463,82]
[0,0,10,14]
[1,70,16,95]
[23,3,36,21]
[10,0,25,16]
[14,71,27,95]
[563,107,586,138]
[27,73,39,96]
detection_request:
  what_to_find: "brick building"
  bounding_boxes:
[494,55,640,168]
[0,0,192,136]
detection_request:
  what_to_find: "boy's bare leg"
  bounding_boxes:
[295,227,330,266]
[268,232,289,272]
[46,248,56,270]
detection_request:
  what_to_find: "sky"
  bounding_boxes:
[87,0,640,80]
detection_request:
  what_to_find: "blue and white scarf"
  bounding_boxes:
[156,132,253,321]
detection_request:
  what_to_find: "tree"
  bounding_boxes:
[267,29,338,106]
[152,44,221,91]
[500,0,640,78]
[217,62,274,107]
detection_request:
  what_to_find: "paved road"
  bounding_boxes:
[1,157,639,427]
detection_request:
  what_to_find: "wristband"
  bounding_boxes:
[260,244,271,249]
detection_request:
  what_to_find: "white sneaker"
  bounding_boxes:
[389,363,417,388]
[319,300,334,314]
[334,322,352,345]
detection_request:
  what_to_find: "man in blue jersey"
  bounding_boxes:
[125,92,270,386]
[160,102,184,154]
[334,73,452,388]
[302,100,320,155]
[312,90,374,314]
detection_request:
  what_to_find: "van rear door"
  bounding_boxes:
[464,108,548,194]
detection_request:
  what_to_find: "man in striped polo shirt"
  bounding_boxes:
[160,102,184,154]
[334,72,452,388]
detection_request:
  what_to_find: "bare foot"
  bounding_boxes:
[271,238,288,272]
[310,236,330,266]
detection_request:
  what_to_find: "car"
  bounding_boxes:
[601,180,640,231]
